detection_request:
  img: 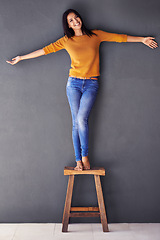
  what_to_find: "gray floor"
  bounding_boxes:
[0,223,160,240]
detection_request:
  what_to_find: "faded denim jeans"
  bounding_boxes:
[66,76,99,162]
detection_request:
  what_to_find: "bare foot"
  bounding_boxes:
[74,160,83,171]
[82,156,90,170]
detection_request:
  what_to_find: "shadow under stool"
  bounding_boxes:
[62,167,109,232]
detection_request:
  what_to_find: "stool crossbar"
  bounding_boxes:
[62,167,109,232]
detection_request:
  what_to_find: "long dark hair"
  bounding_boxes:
[62,9,97,38]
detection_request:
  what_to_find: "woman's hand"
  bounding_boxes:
[6,56,22,65]
[142,37,158,49]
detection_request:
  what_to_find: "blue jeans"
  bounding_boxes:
[66,76,99,162]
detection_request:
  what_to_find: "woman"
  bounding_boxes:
[6,9,158,171]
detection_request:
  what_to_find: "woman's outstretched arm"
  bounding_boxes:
[127,35,158,49]
[6,49,45,65]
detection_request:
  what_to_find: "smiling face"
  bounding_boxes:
[67,12,82,32]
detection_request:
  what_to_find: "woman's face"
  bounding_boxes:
[67,12,82,32]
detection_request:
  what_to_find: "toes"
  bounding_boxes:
[83,166,90,170]
[74,165,83,171]
[82,163,90,170]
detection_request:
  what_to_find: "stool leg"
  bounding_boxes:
[62,175,74,232]
[94,175,109,232]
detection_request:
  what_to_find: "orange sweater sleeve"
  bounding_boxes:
[43,36,67,55]
[96,30,127,43]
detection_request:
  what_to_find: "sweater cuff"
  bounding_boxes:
[43,47,50,55]
[123,34,128,42]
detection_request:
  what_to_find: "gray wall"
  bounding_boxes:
[1,0,160,223]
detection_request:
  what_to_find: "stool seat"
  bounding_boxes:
[62,166,109,232]
[64,166,105,175]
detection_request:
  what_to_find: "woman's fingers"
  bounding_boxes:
[147,40,157,49]
[6,60,13,64]
[151,41,158,48]
[6,60,16,65]
[6,59,14,64]
[149,40,158,49]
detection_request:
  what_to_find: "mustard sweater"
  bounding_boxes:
[43,29,127,78]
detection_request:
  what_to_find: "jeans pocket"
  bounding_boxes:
[66,77,74,87]
[91,79,98,84]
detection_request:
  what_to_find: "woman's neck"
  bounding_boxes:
[74,29,83,36]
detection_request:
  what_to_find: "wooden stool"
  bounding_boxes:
[62,167,109,232]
